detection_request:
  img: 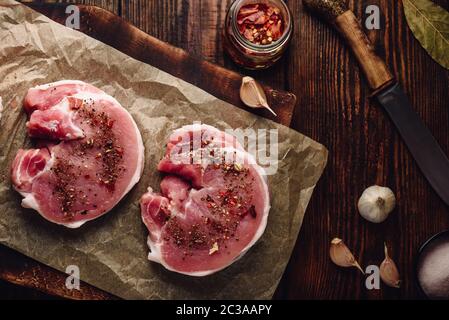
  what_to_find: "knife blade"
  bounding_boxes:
[378,83,449,206]
[304,0,449,205]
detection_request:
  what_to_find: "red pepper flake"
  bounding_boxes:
[107,119,115,128]
[69,98,84,110]
[115,147,124,155]
[237,3,284,45]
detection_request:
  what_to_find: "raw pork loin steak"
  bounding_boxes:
[140,124,270,276]
[11,81,144,228]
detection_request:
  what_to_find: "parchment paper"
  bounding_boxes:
[0,0,328,299]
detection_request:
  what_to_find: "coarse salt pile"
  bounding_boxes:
[418,234,449,299]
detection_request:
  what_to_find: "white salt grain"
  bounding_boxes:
[418,236,449,299]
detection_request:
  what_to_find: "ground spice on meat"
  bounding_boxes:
[51,158,76,219]
[77,99,124,191]
[165,160,256,257]
[52,99,125,219]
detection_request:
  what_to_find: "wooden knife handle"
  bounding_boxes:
[303,0,394,91]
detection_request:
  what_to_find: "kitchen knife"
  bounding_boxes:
[303,0,449,206]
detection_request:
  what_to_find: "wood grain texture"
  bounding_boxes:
[279,0,449,300]
[3,0,449,300]
[0,246,116,300]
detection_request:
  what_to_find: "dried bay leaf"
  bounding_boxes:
[403,0,449,69]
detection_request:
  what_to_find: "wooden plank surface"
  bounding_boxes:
[0,246,116,299]
[2,0,449,300]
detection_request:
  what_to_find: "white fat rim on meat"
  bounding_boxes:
[16,150,54,218]
[146,147,271,276]
[17,151,92,229]
[13,149,53,191]
[18,82,145,229]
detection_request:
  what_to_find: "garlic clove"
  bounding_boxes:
[240,76,277,116]
[380,243,401,288]
[329,238,364,274]
[357,185,396,223]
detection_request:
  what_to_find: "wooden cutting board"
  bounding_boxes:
[29,3,296,125]
[0,3,297,299]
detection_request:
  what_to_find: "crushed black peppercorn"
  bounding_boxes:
[164,145,258,257]
[77,100,124,192]
[50,99,125,220]
[51,158,76,218]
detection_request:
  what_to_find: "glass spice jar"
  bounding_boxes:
[223,0,293,70]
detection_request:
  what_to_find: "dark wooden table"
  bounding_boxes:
[2,0,449,300]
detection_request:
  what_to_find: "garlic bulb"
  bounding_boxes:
[357,185,396,223]
[240,76,277,116]
[380,243,401,288]
[329,238,364,274]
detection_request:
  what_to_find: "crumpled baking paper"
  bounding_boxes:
[0,0,328,299]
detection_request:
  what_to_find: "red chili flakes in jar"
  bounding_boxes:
[237,3,284,45]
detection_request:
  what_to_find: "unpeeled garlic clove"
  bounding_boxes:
[380,243,401,288]
[240,76,277,116]
[329,238,364,274]
[358,185,396,223]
